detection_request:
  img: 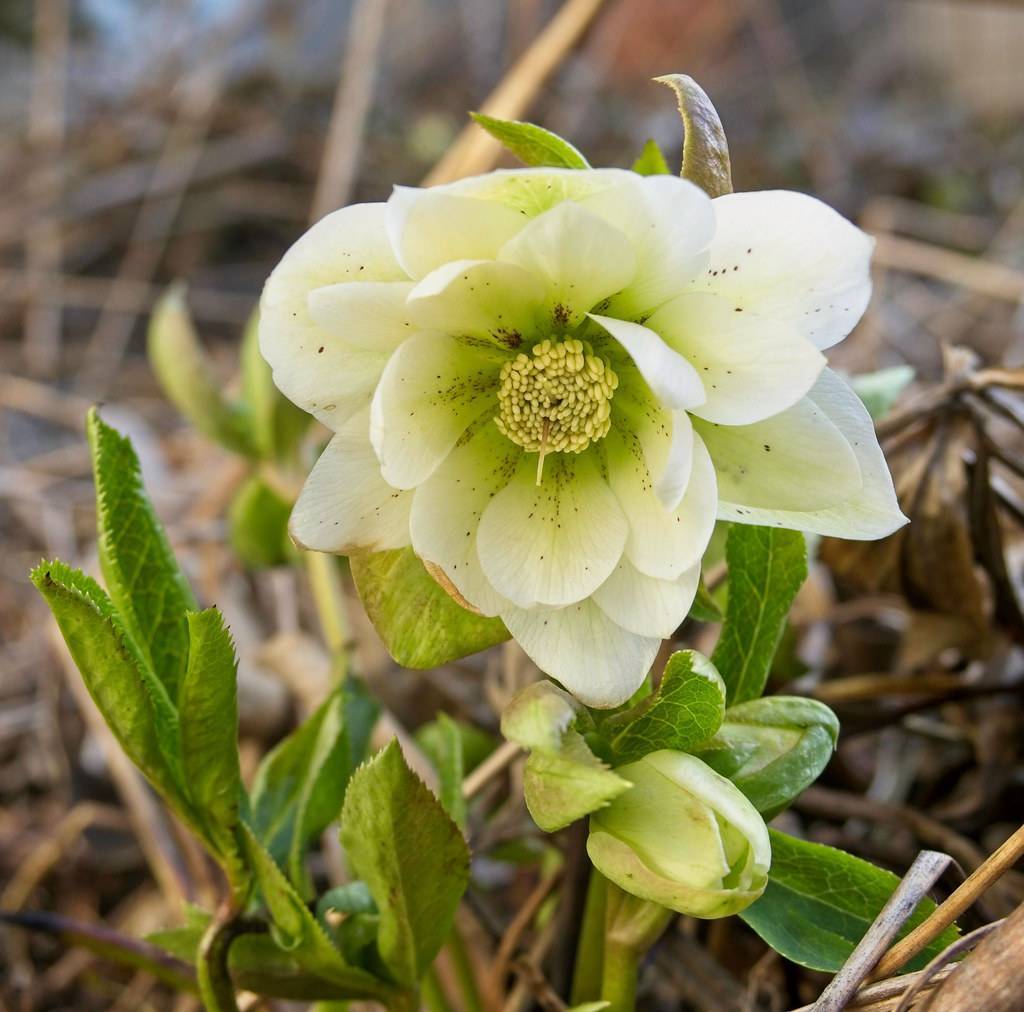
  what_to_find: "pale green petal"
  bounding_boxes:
[307,280,415,352]
[590,314,705,411]
[259,202,405,428]
[580,174,714,319]
[499,203,637,328]
[445,166,634,216]
[606,422,718,581]
[693,388,862,512]
[289,410,411,553]
[500,598,661,708]
[406,259,544,349]
[713,369,908,538]
[686,190,873,351]
[647,291,826,425]
[592,559,700,638]
[409,421,519,617]
[386,185,526,279]
[369,332,503,490]
[477,451,628,608]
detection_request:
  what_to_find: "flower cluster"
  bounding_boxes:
[260,168,904,706]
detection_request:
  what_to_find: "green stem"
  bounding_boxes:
[571,868,607,1004]
[421,967,448,1012]
[304,550,350,682]
[598,883,672,1012]
[197,905,247,1012]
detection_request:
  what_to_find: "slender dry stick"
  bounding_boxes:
[872,822,1024,980]
[812,851,953,1012]
[463,740,521,799]
[24,0,69,376]
[423,0,607,186]
[789,967,957,1012]
[310,0,391,221]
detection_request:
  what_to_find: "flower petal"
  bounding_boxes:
[406,259,544,349]
[386,185,526,280]
[593,558,701,638]
[581,174,714,318]
[445,166,635,216]
[712,369,908,538]
[499,202,637,327]
[259,203,405,427]
[687,190,873,350]
[289,411,411,553]
[693,388,862,512]
[656,410,695,511]
[410,421,519,617]
[500,598,661,708]
[647,291,826,425]
[477,451,628,608]
[370,331,504,490]
[307,281,415,353]
[605,422,718,581]
[589,314,705,411]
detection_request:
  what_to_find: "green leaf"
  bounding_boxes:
[317,883,380,967]
[849,365,914,421]
[178,608,247,889]
[351,548,508,668]
[240,308,311,461]
[712,526,807,705]
[630,138,671,176]
[340,740,470,988]
[417,713,467,830]
[654,74,732,196]
[30,560,185,808]
[523,732,630,833]
[469,112,590,169]
[741,830,960,972]
[416,717,497,776]
[240,823,388,996]
[688,574,723,622]
[693,696,838,818]
[87,407,197,700]
[228,474,294,568]
[610,650,726,764]
[148,284,257,457]
[249,680,378,894]
[501,680,581,754]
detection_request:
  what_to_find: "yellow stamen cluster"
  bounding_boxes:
[495,338,618,480]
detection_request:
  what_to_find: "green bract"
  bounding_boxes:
[588,750,770,918]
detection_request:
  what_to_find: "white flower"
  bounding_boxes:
[260,168,905,707]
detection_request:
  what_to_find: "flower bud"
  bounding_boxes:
[588,750,770,918]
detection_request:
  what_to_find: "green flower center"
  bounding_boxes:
[495,338,618,481]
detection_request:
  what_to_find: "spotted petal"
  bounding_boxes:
[499,202,637,328]
[693,386,862,512]
[685,190,873,351]
[711,369,907,538]
[500,598,661,708]
[477,451,628,609]
[307,280,415,353]
[370,331,504,490]
[647,291,825,425]
[410,421,519,617]
[581,174,714,319]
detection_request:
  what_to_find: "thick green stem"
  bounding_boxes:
[447,924,484,1012]
[571,867,607,1003]
[598,882,672,1012]
[304,550,350,682]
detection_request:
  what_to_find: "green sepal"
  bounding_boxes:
[350,547,508,668]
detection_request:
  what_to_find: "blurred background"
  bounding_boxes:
[3,1,1024,1009]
